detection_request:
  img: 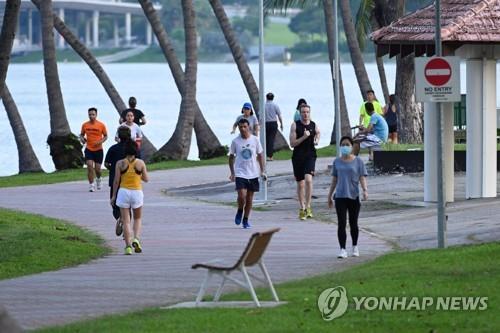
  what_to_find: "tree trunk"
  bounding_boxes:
[31,0,157,161]
[370,5,390,105]
[39,0,83,170]
[395,55,423,143]
[209,0,289,152]
[0,0,20,93]
[154,0,197,160]
[339,0,372,100]
[139,0,225,159]
[384,0,423,143]
[2,85,43,173]
[322,0,352,144]
[0,0,43,173]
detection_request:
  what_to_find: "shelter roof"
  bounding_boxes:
[371,0,500,57]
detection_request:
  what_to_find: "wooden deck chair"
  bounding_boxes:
[191,228,280,307]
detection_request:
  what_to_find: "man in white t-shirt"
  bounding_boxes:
[229,118,266,229]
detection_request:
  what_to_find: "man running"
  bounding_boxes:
[80,107,107,192]
[104,126,131,236]
[119,96,146,126]
[229,118,266,229]
[290,104,320,220]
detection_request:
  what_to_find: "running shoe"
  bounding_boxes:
[96,177,102,190]
[338,249,348,259]
[132,238,142,253]
[306,207,314,218]
[299,209,306,221]
[124,246,133,255]
[115,218,123,236]
[242,219,251,229]
[89,183,95,192]
[352,246,360,257]
[235,210,243,225]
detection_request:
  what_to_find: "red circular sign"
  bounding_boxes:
[425,58,452,86]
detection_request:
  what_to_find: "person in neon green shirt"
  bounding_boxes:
[359,90,384,128]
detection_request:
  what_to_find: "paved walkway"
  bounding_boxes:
[1,159,500,330]
[0,158,392,330]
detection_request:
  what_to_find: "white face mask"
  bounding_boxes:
[340,146,352,156]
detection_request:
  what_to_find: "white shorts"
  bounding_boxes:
[116,188,144,209]
[360,134,382,149]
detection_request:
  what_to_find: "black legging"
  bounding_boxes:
[335,197,360,249]
[266,121,278,158]
[110,187,120,220]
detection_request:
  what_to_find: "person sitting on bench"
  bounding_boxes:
[353,102,388,161]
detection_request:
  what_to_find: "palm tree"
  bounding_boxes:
[209,0,289,151]
[265,0,351,143]
[2,85,43,173]
[139,0,226,159]
[31,0,157,160]
[384,0,423,143]
[356,0,389,104]
[154,0,197,159]
[0,0,43,173]
[39,0,83,170]
[339,0,373,99]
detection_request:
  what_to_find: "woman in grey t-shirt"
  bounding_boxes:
[231,102,260,137]
[327,136,368,259]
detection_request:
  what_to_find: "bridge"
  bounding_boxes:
[0,0,162,50]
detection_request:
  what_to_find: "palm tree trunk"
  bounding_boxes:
[2,85,43,173]
[139,0,225,159]
[154,0,197,160]
[322,0,352,144]
[39,0,83,170]
[209,0,289,152]
[0,0,42,173]
[339,0,372,99]
[385,0,423,143]
[0,0,20,93]
[370,9,390,105]
[395,55,423,143]
[31,0,157,161]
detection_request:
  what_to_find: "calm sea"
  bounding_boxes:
[0,61,480,176]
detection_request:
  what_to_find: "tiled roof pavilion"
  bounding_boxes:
[371,0,500,57]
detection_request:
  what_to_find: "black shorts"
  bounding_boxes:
[388,125,398,134]
[292,156,316,181]
[235,177,260,192]
[84,148,103,164]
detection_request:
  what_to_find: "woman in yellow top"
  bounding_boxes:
[111,139,149,255]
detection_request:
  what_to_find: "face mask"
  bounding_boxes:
[340,146,352,156]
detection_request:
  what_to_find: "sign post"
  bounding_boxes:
[415,56,460,103]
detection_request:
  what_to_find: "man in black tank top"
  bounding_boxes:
[289,104,321,221]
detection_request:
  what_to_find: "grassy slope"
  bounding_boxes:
[0,208,110,280]
[37,242,499,332]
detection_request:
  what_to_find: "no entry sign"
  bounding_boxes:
[415,56,460,102]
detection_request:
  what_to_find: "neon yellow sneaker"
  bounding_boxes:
[299,209,306,221]
[132,238,142,253]
[124,246,132,255]
[306,207,314,218]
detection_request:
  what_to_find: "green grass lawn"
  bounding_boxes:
[0,146,338,188]
[265,22,300,47]
[36,242,499,332]
[0,208,110,280]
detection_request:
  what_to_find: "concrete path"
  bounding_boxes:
[0,158,392,330]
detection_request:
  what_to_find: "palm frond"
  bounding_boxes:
[264,0,310,14]
[355,0,375,51]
